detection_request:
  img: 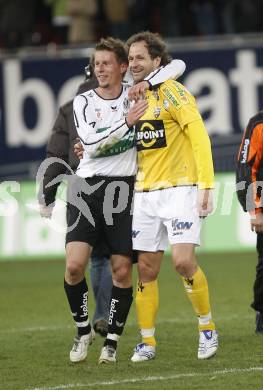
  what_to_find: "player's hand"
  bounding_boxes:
[39,204,54,219]
[250,212,263,233]
[197,189,213,217]
[128,81,150,102]
[74,138,84,160]
[126,100,148,127]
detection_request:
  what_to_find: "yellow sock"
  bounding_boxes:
[182,267,215,331]
[135,280,159,346]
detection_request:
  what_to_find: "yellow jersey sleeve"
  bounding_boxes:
[186,119,214,189]
[160,79,202,128]
[160,79,214,189]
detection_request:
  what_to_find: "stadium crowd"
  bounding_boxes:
[1,0,263,51]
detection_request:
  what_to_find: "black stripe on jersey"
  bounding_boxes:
[79,94,89,122]
[80,121,129,146]
[73,110,79,128]
[146,66,163,82]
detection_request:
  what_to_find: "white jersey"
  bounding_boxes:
[74,84,135,177]
[73,59,186,178]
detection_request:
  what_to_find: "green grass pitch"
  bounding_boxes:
[1,252,263,390]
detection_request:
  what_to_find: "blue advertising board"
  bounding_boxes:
[0,56,87,166]
[0,43,263,168]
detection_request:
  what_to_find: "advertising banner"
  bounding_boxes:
[1,43,263,167]
[0,173,256,260]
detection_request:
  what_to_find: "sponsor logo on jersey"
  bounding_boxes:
[136,120,166,151]
[174,83,189,104]
[87,91,94,97]
[96,126,110,133]
[171,218,193,235]
[163,87,181,109]
[241,139,250,163]
[95,129,135,157]
[111,105,117,111]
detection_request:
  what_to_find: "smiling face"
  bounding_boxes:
[94,50,127,89]
[128,40,161,83]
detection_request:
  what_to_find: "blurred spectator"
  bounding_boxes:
[148,0,162,33]
[45,0,70,44]
[219,0,235,34]
[159,0,181,37]
[67,0,98,44]
[128,0,151,34]
[190,0,219,36]
[221,0,263,34]
[30,1,54,47]
[1,0,263,52]
[0,0,38,49]
[127,0,163,34]
[103,0,129,40]
[174,1,197,37]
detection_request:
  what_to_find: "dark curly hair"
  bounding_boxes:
[126,31,171,66]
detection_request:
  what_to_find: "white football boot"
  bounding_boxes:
[98,345,117,364]
[131,343,156,362]
[198,330,218,359]
[69,331,94,363]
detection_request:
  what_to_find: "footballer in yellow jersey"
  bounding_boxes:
[135,79,214,192]
[127,31,218,364]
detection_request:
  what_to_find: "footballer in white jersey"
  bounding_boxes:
[73,59,185,178]
[64,36,186,366]
[74,83,136,178]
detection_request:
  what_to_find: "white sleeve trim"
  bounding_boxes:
[144,59,186,86]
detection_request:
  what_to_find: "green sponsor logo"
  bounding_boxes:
[96,126,110,134]
[173,82,185,96]
[96,132,135,157]
[163,88,180,108]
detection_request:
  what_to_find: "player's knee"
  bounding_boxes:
[138,260,158,281]
[66,260,84,282]
[174,255,195,277]
[112,263,131,284]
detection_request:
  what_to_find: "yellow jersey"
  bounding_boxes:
[135,79,214,191]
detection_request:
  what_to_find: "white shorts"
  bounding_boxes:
[132,186,202,252]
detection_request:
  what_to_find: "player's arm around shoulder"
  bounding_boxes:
[128,59,186,101]
[144,59,186,89]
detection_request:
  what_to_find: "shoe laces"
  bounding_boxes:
[72,336,82,352]
[105,345,116,357]
[134,343,156,356]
